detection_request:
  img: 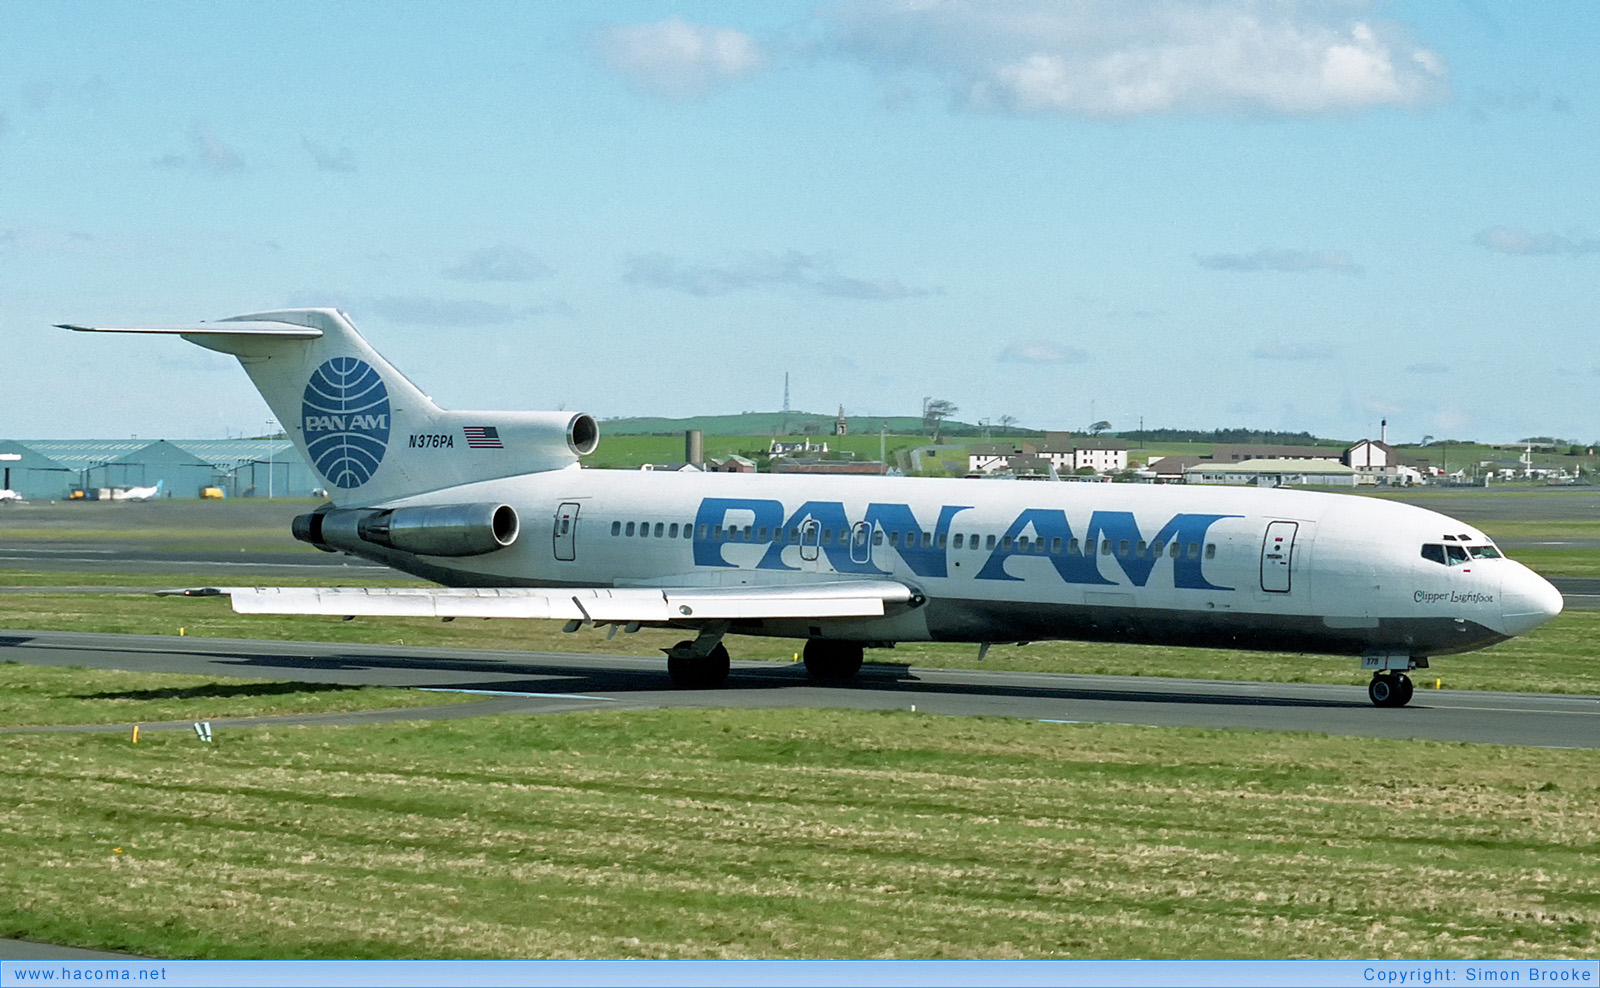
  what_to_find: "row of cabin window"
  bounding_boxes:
[608,519,1216,560]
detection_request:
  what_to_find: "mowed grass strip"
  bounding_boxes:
[0,663,476,728]
[2,588,1597,696]
[0,708,1595,960]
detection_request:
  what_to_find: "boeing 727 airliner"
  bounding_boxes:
[61,309,1564,707]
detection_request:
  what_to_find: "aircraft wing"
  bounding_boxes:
[165,581,918,623]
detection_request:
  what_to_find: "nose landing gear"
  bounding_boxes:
[1368,672,1414,708]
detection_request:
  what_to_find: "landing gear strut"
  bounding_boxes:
[665,624,731,689]
[1368,672,1414,708]
[803,640,864,683]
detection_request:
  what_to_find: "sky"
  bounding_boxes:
[2,0,1596,445]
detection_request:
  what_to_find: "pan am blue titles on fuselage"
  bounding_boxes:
[61,309,1562,707]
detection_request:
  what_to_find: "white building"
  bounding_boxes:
[1186,459,1357,487]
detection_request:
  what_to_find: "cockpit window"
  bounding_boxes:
[1423,543,1492,566]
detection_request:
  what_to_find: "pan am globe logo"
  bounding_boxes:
[301,357,391,489]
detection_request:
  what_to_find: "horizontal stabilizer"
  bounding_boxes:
[57,322,323,339]
[162,581,917,623]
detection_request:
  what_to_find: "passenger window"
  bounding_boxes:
[1446,544,1469,565]
[697,524,709,540]
[1205,543,1216,559]
[986,534,996,550]
[1018,536,1030,552]
[953,533,964,549]
[1136,540,1148,558]
[937,533,947,548]
[611,521,621,536]
[625,522,635,537]
[1421,544,1446,565]
[1188,543,1199,559]
[654,523,664,538]
[822,529,833,545]
[1001,536,1013,551]
[668,523,679,539]
[1151,540,1164,557]
[922,532,932,548]
[713,525,724,541]
[889,531,901,547]
[873,530,884,546]
[1101,541,1112,556]
[1169,542,1179,559]
[1069,538,1081,555]
[744,525,754,542]
[1118,540,1130,557]
[1051,537,1062,554]
[757,526,769,541]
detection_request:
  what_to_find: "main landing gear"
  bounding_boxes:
[1368,671,1415,708]
[803,640,864,684]
[665,624,731,689]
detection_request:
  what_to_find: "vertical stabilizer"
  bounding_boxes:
[60,309,597,505]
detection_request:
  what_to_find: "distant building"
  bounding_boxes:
[0,439,70,500]
[6,438,318,498]
[640,462,702,473]
[1186,458,1357,487]
[967,436,1128,476]
[1211,444,1342,462]
[1146,455,1210,483]
[834,406,848,437]
[770,438,828,456]
[708,455,757,473]
[770,458,887,476]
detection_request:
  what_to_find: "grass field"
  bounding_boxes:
[2,705,1595,960]
[0,663,474,728]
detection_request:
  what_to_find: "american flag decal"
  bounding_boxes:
[463,426,503,449]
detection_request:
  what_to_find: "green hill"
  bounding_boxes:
[599,411,1011,438]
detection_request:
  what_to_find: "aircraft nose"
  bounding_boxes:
[1500,563,1564,636]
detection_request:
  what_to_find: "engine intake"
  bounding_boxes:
[294,503,519,557]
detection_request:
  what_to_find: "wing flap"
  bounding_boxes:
[193,581,915,623]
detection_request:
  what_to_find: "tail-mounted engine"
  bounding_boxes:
[293,503,519,557]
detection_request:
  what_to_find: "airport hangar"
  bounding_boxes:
[0,438,319,500]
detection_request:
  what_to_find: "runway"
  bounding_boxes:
[3,629,1594,749]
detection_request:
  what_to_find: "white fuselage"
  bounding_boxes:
[345,467,1561,659]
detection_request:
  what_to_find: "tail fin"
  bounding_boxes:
[60,308,597,506]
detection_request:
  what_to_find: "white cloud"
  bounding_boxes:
[1471,226,1600,257]
[302,136,356,173]
[996,340,1089,364]
[443,245,553,283]
[595,17,764,100]
[153,123,246,174]
[1197,248,1361,273]
[623,250,936,300]
[1252,341,1334,361]
[828,0,1447,118]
